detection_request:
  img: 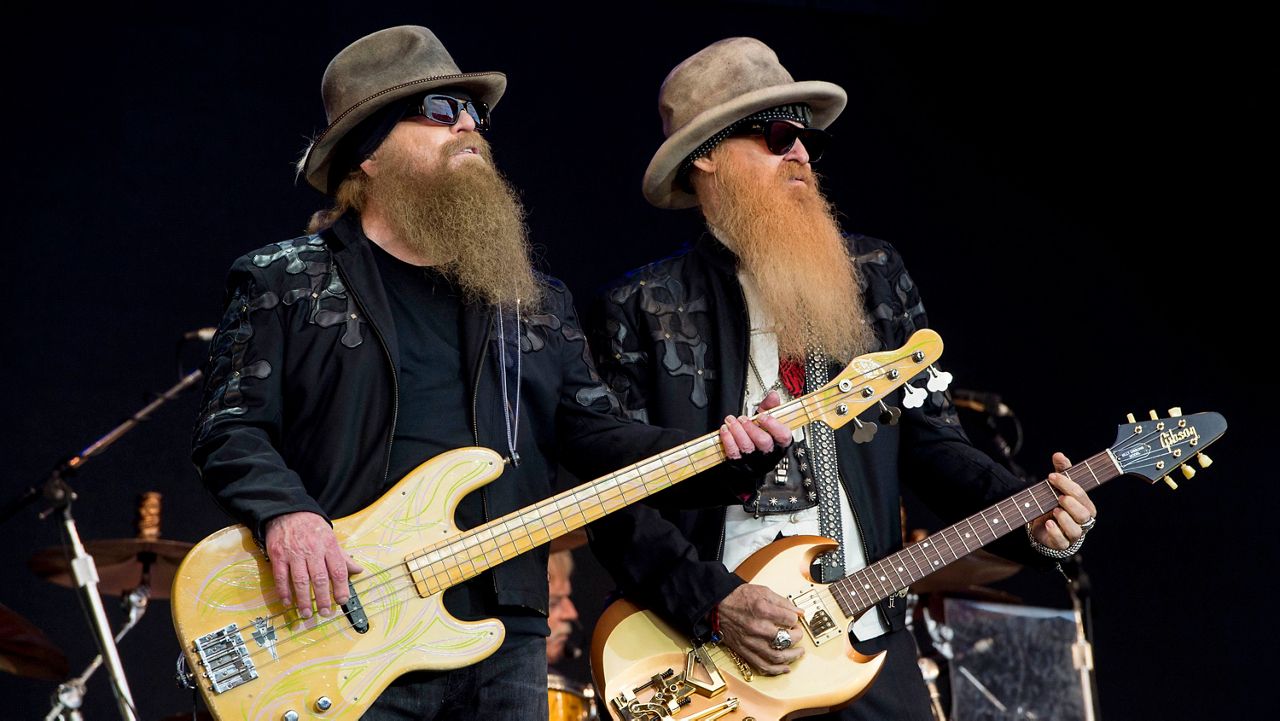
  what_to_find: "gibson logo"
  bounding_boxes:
[1160,426,1199,451]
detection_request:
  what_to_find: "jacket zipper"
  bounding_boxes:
[334,262,399,487]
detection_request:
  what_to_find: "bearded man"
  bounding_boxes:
[192,27,790,721]
[588,37,1098,719]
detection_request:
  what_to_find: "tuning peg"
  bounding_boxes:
[1197,453,1213,469]
[926,366,953,393]
[902,384,927,409]
[1181,464,1196,480]
[851,418,879,444]
[877,400,901,426]
[1126,412,1137,424]
[1167,407,1183,417]
[1148,410,1159,421]
[1162,475,1179,490]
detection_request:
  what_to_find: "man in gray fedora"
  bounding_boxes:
[192,26,790,720]
[588,37,1098,719]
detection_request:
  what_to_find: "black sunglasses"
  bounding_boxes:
[735,119,830,161]
[409,93,491,131]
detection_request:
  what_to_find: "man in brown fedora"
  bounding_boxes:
[587,37,1098,719]
[192,26,791,720]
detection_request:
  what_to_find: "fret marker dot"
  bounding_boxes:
[864,584,871,590]
[965,533,971,538]
[992,518,1001,524]
[933,561,940,566]
[897,566,904,572]
[923,542,929,547]
[1024,502,1030,508]
[879,576,886,581]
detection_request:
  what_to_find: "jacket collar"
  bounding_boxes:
[328,212,498,447]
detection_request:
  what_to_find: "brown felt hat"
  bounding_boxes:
[642,37,847,209]
[297,25,507,193]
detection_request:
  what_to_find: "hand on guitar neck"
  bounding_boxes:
[264,511,365,620]
[718,451,1098,677]
[1027,452,1099,551]
[719,390,793,460]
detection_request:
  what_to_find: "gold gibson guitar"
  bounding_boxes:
[171,330,945,720]
[591,410,1227,720]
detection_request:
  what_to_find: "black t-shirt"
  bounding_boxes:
[371,242,545,640]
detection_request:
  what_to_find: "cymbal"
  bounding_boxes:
[29,538,193,600]
[0,602,68,681]
[909,549,1022,595]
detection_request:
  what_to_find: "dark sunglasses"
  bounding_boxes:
[735,119,829,161]
[409,93,491,131]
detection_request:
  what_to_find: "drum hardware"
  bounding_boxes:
[1,364,206,721]
[917,656,947,721]
[45,492,194,720]
[46,584,151,721]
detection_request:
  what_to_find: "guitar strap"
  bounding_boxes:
[805,346,845,582]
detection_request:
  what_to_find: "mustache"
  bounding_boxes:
[779,159,816,183]
[439,132,493,163]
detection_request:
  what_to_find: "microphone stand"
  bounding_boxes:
[2,368,204,721]
[47,584,151,721]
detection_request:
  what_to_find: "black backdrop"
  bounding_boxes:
[2,2,1267,719]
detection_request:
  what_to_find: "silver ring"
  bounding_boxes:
[770,628,793,651]
[1080,516,1097,531]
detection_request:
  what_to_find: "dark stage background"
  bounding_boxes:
[2,2,1267,719]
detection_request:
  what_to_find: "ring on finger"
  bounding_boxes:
[1080,516,1097,531]
[770,628,793,651]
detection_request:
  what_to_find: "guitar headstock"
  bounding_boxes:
[1110,409,1227,488]
[808,329,944,430]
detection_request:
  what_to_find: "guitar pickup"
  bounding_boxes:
[341,580,369,633]
[791,588,844,646]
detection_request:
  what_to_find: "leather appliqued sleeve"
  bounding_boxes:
[561,321,624,414]
[195,276,279,441]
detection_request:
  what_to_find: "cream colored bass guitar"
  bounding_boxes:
[171,330,943,720]
[591,410,1227,720]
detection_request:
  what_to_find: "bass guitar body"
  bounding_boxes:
[172,447,507,720]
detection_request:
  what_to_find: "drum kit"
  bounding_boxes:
[1,367,207,720]
[3,494,198,720]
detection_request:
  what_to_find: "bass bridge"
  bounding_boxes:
[609,645,740,721]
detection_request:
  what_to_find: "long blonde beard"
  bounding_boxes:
[367,134,543,310]
[705,151,873,363]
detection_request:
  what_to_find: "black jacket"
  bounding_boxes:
[192,214,757,615]
[587,233,1037,635]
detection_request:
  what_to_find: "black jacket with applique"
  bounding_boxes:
[192,213,762,617]
[587,232,1040,636]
